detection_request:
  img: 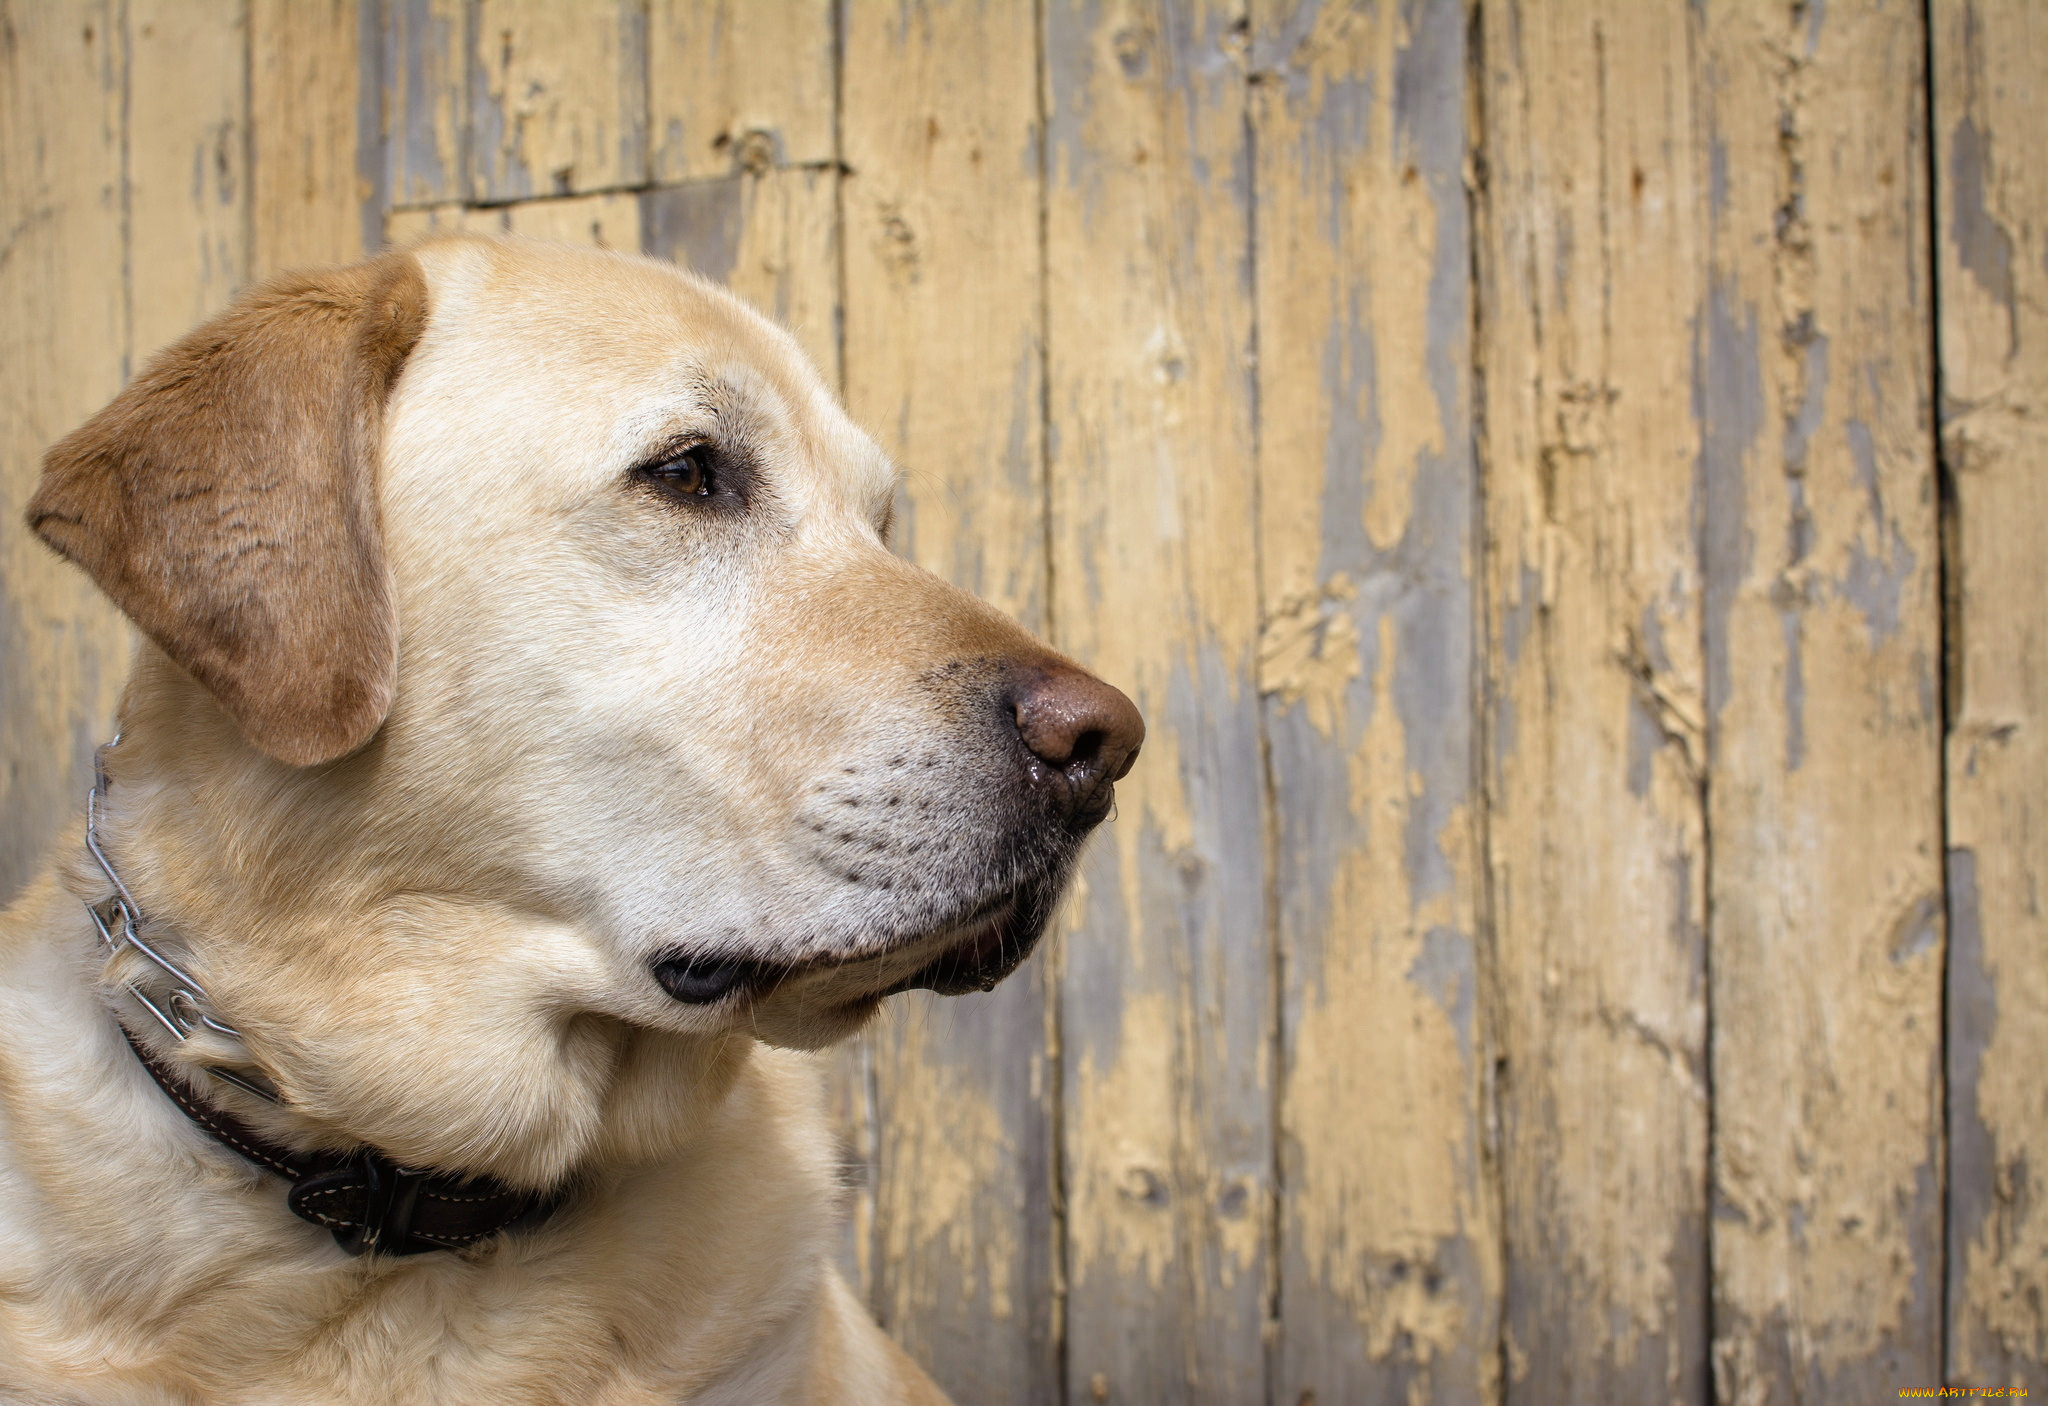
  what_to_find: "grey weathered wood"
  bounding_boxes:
[0,0,135,907]
[1476,3,1713,1402]
[1253,2,1496,1402]
[373,0,466,211]
[1042,2,1270,1401]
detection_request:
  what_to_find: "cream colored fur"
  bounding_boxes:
[0,235,1101,1403]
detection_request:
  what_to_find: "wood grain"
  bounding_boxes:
[0,0,135,907]
[469,0,647,202]
[386,191,644,252]
[125,0,247,361]
[1254,3,1495,1402]
[250,0,369,274]
[840,2,1054,1399]
[641,169,839,389]
[1933,0,2048,1390]
[1475,4,1711,1401]
[1699,4,1945,1399]
[649,0,834,183]
[374,0,466,211]
[1042,2,1268,1400]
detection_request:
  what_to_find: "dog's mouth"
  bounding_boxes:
[877,887,1044,997]
[651,884,1054,1010]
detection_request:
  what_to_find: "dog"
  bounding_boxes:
[0,235,1141,1404]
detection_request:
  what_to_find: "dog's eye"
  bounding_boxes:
[641,446,715,498]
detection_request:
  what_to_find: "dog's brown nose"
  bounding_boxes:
[1008,659,1144,816]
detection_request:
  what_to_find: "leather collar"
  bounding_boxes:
[121,1022,556,1256]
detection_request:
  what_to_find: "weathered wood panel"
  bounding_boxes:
[386,191,644,252]
[374,0,466,211]
[1253,3,1494,1402]
[1475,4,1711,1401]
[1933,0,2048,1390]
[250,0,370,274]
[469,0,647,202]
[0,0,135,908]
[641,169,840,391]
[1042,3,1268,1400]
[1700,4,1945,1400]
[125,0,247,361]
[649,0,834,183]
[840,3,1054,1400]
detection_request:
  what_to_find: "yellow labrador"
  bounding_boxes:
[0,236,1140,1404]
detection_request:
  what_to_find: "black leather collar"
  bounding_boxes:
[121,1023,557,1256]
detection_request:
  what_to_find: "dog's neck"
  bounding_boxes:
[58,660,758,1195]
[0,864,851,1402]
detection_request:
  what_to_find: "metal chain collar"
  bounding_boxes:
[83,738,554,1256]
[85,736,280,1104]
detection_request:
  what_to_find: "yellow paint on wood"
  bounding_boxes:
[649,0,834,184]
[382,202,464,246]
[843,0,1045,621]
[1701,4,1944,1398]
[716,170,839,392]
[0,0,136,905]
[872,1002,1023,1322]
[1476,3,1711,1400]
[470,0,647,202]
[840,3,1054,1397]
[1045,2,1268,1398]
[126,0,247,362]
[1934,0,2048,1387]
[386,193,644,254]
[1253,3,1496,1400]
[1256,572,1358,742]
[250,0,365,276]
[1282,620,1479,1355]
[499,192,643,251]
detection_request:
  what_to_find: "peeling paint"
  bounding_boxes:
[642,179,745,291]
[1841,418,1918,648]
[1256,4,1491,1400]
[878,1041,1020,1320]
[1948,116,2016,343]
[1702,3,1947,1394]
[1258,572,1360,738]
[1045,3,1268,1389]
[384,0,459,206]
[468,1,647,202]
[1698,278,1763,724]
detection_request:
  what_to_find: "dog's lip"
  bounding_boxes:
[876,900,1020,998]
[649,892,1025,1009]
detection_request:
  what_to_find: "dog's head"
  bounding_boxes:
[27,237,1139,1183]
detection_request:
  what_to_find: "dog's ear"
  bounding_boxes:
[26,252,429,767]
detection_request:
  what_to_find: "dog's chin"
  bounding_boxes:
[880,881,1057,997]
[657,878,1065,1051]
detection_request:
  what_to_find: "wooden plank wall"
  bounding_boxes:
[2,2,2042,1401]
[1934,0,2048,1391]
